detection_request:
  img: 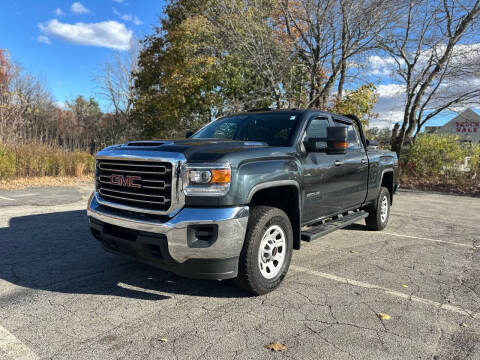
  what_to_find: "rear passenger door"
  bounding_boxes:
[332,117,369,209]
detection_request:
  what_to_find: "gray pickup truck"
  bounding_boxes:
[87,109,398,294]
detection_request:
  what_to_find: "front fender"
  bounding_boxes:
[232,159,302,204]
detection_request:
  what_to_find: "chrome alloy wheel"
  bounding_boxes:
[380,195,389,223]
[258,225,286,279]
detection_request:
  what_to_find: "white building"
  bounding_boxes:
[425,108,480,144]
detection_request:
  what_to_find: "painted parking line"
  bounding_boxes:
[11,194,38,198]
[382,232,474,248]
[0,196,15,201]
[117,282,167,297]
[0,324,38,360]
[291,265,478,319]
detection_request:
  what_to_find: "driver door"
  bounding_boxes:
[300,116,343,223]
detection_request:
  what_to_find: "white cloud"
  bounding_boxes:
[113,0,124,3]
[71,2,90,14]
[121,14,132,21]
[127,15,142,25]
[53,8,65,16]
[113,7,142,25]
[370,111,404,128]
[39,19,133,50]
[55,101,67,109]
[367,55,398,76]
[370,84,407,128]
[37,35,51,44]
[376,84,405,98]
[133,16,142,25]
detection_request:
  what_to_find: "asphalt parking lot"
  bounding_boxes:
[0,186,479,360]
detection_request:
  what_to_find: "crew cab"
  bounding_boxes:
[87,109,398,295]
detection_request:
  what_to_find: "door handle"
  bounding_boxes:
[334,160,343,166]
[361,158,368,165]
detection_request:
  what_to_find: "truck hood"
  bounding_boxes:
[101,139,270,162]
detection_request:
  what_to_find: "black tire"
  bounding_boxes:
[234,206,293,295]
[365,186,391,231]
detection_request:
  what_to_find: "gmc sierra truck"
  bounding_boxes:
[87,109,398,295]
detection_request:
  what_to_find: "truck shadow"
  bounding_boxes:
[0,210,246,301]
[343,223,369,231]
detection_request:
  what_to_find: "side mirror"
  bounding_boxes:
[304,126,348,153]
[304,138,327,152]
[185,130,194,138]
[326,126,348,154]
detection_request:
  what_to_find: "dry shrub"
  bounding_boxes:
[75,163,86,177]
[402,134,467,177]
[0,143,16,178]
[0,142,94,179]
[401,134,480,195]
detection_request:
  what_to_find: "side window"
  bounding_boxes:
[347,125,362,150]
[333,117,363,150]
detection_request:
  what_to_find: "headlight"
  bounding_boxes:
[182,162,231,196]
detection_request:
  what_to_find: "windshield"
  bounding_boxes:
[191,112,300,146]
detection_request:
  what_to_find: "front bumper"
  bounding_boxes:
[87,192,249,280]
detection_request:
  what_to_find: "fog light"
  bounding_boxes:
[187,224,218,248]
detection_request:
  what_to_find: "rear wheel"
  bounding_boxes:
[365,186,390,230]
[234,206,293,295]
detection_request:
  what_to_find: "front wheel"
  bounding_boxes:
[234,206,293,295]
[365,186,391,230]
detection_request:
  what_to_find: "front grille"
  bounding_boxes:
[96,159,173,211]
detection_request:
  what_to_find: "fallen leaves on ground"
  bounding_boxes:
[378,313,391,320]
[0,176,94,190]
[265,342,288,352]
[158,338,168,342]
[400,176,480,196]
[460,323,468,328]
[401,284,409,288]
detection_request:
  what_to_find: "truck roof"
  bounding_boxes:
[233,108,354,124]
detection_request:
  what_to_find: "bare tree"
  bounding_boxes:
[0,48,134,152]
[201,0,394,110]
[95,42,139,143]
[278,0,394,108]
[0,50,54,145]
[379,0,480,155]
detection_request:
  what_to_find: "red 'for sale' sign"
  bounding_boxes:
[456,122,478,133]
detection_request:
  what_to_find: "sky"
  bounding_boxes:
[1,0,478,128]
[1,0,165,109]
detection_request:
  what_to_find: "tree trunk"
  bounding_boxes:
[390,123,402,157]
[337,60,346,101]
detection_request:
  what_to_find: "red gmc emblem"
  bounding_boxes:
[110,174,142,188]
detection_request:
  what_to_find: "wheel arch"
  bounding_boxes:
[248,181,302,250]
[380,169,394,205]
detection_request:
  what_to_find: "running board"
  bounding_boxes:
[301,211,369,242]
